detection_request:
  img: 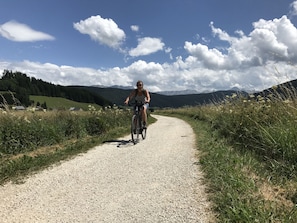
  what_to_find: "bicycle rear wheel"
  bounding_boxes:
[131,115,139,144]
[141,113,147,140]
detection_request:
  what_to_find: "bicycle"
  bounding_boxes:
[129,101,147,144]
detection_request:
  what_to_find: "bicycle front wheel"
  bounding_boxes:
[131,115,139,144]
[141,126,146,140]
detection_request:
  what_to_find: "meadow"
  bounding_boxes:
[0,104,131,184]
[158,84,297,222]
[29,95,104,110]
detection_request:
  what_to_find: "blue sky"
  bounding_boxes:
[1,0,297,93]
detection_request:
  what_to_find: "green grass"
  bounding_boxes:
[29,95,103,110]
[0,107,156,185]
[0,106,132,184]
[0,127,130,185]
[157,87,297,222]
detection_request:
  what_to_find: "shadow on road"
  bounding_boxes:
[103,139,135,148]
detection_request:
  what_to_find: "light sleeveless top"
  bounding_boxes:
[134,90,147,103]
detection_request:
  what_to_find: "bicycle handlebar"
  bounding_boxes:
[128,101,145,107]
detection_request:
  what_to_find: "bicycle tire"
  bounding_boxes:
[141,127,146,140]
[141,113,147,140]
[131,114,139,144]
[138,114,146,140]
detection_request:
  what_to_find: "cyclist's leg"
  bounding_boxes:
[131,115,136,133]
[142,103,149,127]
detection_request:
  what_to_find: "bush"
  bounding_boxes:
[85,116,107,135]
[0,107,131,155]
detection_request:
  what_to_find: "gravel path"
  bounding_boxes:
[0,115,214,223]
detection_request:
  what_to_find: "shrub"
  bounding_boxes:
[0,107,131,155]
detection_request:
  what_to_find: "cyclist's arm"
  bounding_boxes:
[124,90,136,104]
[145,90,151,103]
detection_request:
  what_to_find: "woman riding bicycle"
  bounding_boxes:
[124,80,151,128]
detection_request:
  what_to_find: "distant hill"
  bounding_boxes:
[0,70,112,107]
[255,79,297,99]
[155,89,199,95]
[3,69,297,109]
[77,86,248,108]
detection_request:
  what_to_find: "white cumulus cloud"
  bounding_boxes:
[186,15,297,71]
[73,15,126,49]
[289,0,297,16]
[131,25,139,32]
[129,37,165,57]
[0,20,55,42]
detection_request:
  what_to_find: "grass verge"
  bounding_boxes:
[157,110,297,223]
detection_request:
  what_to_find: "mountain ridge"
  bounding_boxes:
[78,86,248,108]
[2,70,297,109]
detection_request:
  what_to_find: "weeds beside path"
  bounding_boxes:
[0,108,131,185]
[159,108,297,223]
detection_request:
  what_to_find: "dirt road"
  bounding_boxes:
[0,115,214,222]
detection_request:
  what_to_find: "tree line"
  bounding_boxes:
[0,70,111,107]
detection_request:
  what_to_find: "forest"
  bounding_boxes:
[0,70,111,107]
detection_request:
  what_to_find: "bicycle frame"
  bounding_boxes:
[130,102,146,144]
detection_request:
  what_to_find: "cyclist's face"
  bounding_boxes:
[137,82,143,89]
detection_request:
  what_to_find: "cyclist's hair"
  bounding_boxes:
[135,80,146,95]
[136,80,143,86]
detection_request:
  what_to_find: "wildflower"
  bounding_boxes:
[231,93,237,99]
[24,116,31,123]
[257,95,262,99]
